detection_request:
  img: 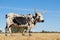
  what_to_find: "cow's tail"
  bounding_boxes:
[5,14,8,18]
[5,14,8,36]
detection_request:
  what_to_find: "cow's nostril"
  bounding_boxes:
[41,20,44,22]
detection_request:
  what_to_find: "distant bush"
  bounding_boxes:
[41,30,47,33]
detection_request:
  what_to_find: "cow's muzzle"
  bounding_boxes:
[41,20,44,22]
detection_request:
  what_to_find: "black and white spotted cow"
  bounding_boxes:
[5,10,45,36]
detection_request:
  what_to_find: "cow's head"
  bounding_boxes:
[34,9,45,22]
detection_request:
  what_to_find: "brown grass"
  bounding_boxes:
[0,33,60,40]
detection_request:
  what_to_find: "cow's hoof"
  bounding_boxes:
[5,34,7,36]
[10,34,13,36]
[5,33,7,36]
[29,34,32,36]
[22,34,25,36]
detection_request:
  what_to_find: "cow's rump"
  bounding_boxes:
[13,17,27,25]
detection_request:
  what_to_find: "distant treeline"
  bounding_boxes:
[31,30,60,33]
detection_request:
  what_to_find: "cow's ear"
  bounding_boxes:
[35,13,37,16]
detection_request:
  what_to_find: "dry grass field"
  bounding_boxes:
[0,33,60,40]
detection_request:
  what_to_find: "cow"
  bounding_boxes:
[5,9,45,36]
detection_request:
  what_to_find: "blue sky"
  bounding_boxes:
[0,0,60,32]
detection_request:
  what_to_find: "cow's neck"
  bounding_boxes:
[33,18,38,25]
[33,16,37,25]
[33,15,37,25]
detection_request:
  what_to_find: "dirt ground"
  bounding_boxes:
[0,33,60,40]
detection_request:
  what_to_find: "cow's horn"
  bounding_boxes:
[41,9,46,14]
[34,9,38,14]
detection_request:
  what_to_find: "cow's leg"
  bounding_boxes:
[22,29,27,36]
[28,26,31,36]
[9,27,12,36]
[28,23,32,36]
[5,26,8,36]
[22,29,25,36]
[29,28,31,36]
[22,27,27,36]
